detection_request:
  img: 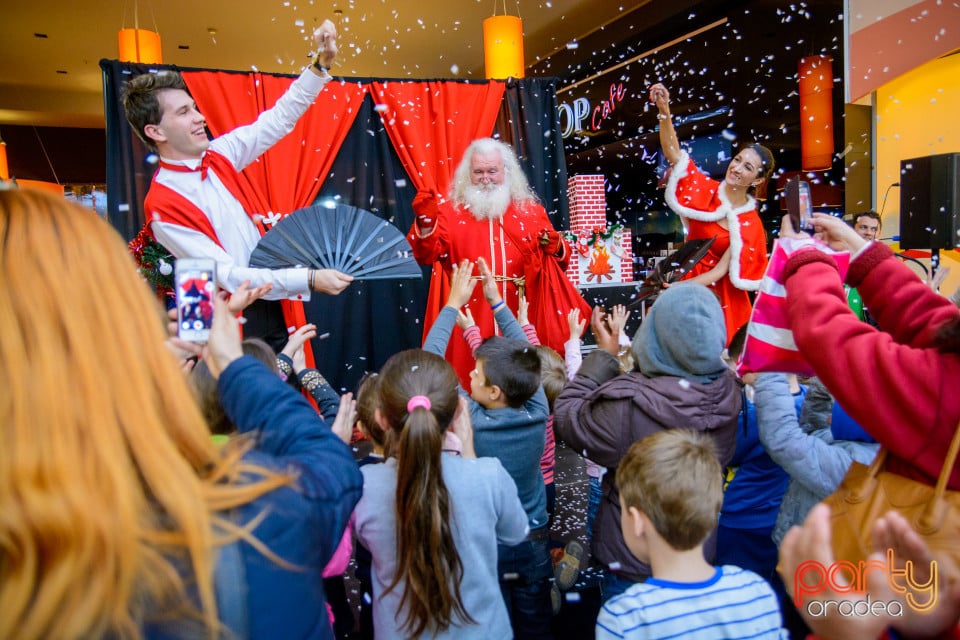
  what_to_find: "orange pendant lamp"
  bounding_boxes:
[798,55,834,171]
[0,130,8,181]
[483,2,524,79]
[118,2,162,64]
[119,28,162,64]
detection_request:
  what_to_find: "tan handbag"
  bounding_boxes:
[823,423,960,574]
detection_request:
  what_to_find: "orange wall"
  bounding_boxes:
[875,52,960,289]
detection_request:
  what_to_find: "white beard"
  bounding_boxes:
[462,183,511,221]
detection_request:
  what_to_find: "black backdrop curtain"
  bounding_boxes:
[101,59,567,393]
[495,77,570,230]
[304,96,428,392]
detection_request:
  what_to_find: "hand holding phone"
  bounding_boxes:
[175,258,217,342]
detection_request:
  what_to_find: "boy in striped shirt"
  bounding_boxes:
[596,430,786,639]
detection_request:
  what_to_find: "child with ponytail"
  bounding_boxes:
[353,348,528,639]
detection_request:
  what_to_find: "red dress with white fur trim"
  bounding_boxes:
[664,151,768,342]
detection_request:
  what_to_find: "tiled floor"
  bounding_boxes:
[549,440,604,639]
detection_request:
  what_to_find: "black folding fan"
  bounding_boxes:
[627,236,717,308]
[249,204,421,280]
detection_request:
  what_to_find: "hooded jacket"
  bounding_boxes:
[554,283,741,582]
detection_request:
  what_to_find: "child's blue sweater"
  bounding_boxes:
[424,305,549,530]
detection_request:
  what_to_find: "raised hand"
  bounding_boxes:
[281,323,318,368]
[227,280,274,314]
[517,294,529,326]
[476,257,503,306]
[202,292,244,379]
[330,392,356,445]
[590,305,618,356]
[446,259,476,310]
[811,213,867,253]
[568,307,587,341]
[455,306,476,331]
[778,504,890,640]
[313,19,338,69]
[413,190,444,234]
[872,510,960,637]
[648,83,671,116]
[610,304,630,335]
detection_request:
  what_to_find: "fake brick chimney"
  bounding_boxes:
[565,174,633,285]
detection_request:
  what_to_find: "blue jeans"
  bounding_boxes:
[586,476,602,540]
[497,534,554,640]
[715,524,778,582]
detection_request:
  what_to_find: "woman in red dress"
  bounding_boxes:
[650,83,775,342]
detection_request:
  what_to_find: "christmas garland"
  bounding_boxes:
[128,225,174,298]
[563,223,623,248]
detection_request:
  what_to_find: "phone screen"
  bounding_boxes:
[175,259,217,342]
[797,181,812,230]
[786,179,813,233]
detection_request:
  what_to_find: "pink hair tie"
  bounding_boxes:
[407,395,432,413]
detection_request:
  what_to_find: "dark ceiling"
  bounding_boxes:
[528,0,846,221]
[5,0,845,189]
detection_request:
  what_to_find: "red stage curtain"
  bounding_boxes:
[369,80,505,195]
[182,71,368,213]
[182,70,368,368]
[370,80,506,342]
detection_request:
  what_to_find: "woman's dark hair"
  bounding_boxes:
[377,349,473,636]
[934,316,960,354]
[355,372,385,447]
[743,142,776,195]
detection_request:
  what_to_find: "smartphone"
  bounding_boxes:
[785,179,813,233]
[175,258,217,342]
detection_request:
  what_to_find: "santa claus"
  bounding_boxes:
[408,137,590,387]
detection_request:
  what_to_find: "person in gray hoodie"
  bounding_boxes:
[753,373,879,548]
[553,282,741,602]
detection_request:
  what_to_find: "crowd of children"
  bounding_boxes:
[216,228,960,640]
[9,186,960,640]
[178,251,879,639]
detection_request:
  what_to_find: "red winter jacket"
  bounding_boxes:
[783,242,960,490]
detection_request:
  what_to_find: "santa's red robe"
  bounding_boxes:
[409,192,591,388]
[664,151,769,342]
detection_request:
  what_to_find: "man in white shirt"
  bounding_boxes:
[123,19,352,344]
